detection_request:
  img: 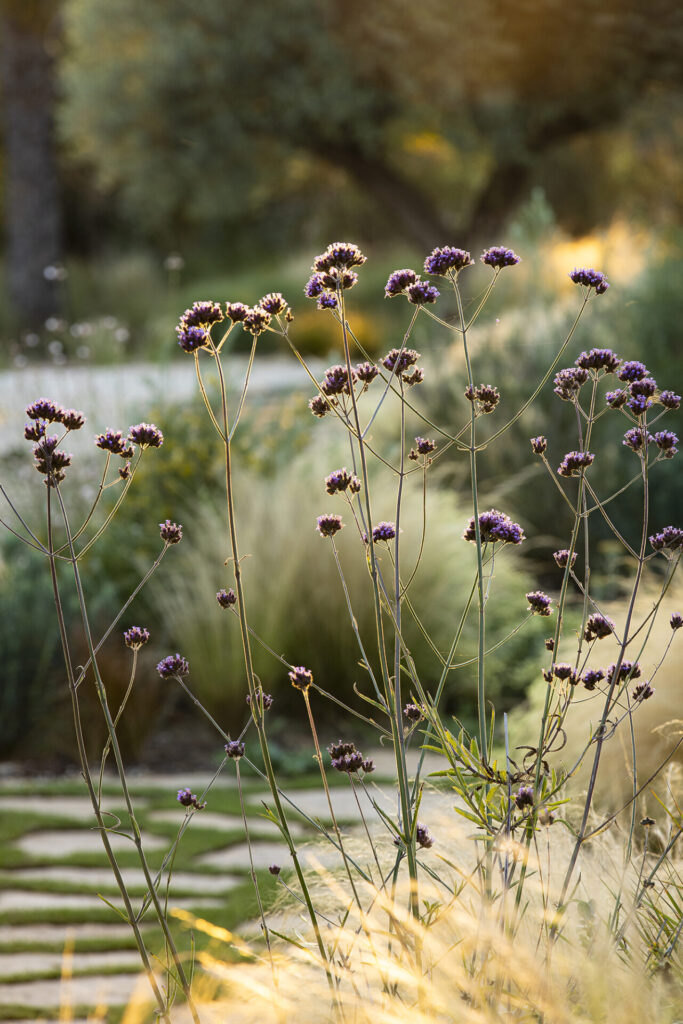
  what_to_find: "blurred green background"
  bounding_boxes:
[0,0,681,765]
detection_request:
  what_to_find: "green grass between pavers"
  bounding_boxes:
[0,962,143,984]
[0,1003,145,1022]
[0,935,142,954]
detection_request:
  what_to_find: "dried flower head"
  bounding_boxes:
[243,307,271,335]
[128,423,164,449]
[372,521,396,543]
[416,823,434,849]
[530,436,547,455]
[216,588,237,608]
[414,437,437,455]
[463,509,525,545]
[424,246,473,275]
[382,348,420,374]
[331,749,364,773]
[515,786,534,810]
[384,268,419,297]
[481,246,520,269]
[670,612,682,630]
[607,660,641,681]
[553,663,578,683]
[545,638,555,651]
[557,451,595,477]
[575,349,620,373]
[402,366,425,387]
[268,864,281,876]
[289,666,313,690]
[225,740,245,759]
[316,513,343,538]
[403,703,424,722]
[119,463,131,481]
[584,614,615,642]
[123,626,150,649]
[157,653,189,678]
[526,591,553,616]
[246,688,274,710]
[569,267,609,294]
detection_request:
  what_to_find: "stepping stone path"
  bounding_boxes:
[0,752,441,1019]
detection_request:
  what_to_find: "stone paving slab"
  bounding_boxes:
[7,867,241,894]
[16,829,167,858]
[0,923,135,944]
[149,809,307,837]
[0,950,142,979]
[0,970,148,1009]
[264,785,395,822]
[198,840,343,873]
[0,795,138,817]
[0,891,224,912]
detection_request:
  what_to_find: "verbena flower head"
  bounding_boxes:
[553,663,578,683]
[225,739,245,759]
[414,437,437,455]
[128,423,164,449]
[57,408,86,430]
[356,361,379,385]
[384,268,418,297]
[553,367,589,401]
[670,612,682,630]
[617,361,649,383]
[649,526,683,552]
[607,660,641,681]
[372,521,396,543]
[626,394,653,417]
[259,292,289,315]
[557,451,595,477]
[26,398,59,421]
[660,390,681,410]
[226,302,249,322]
[475,384,500,412]
[481,246,520,269]
[530,436,547,455]
[515,786,534,810]
[463,509,525,545]
[382,348,420,374]
[575,348,620,373]
[606,389,628,409]
[268,864,281,876]
[623,427,653,453]
[325,468,360,495]
[321,364,356,396]
[176,325,208,353]
[289,665,313,690]
[416,823,434,848]
[179,301,223,329]
[317,293,338,310]
[331,749,364,772]
[582,668,605,691]
[654,431,678,457]
[216,588,237,608]
[160,519,183,544]
[526,591,553,616]
[328,740,357,758]
[119,463,131,480]
[177,788,206,810]
[157,653,189,678]
[406,280,440,304]
[313,242,366,272]
[304,273,325,299]
[569,267,609,294]
[124,626,150,649]
[309,395,330,417]
[402,367,425,387]
[24,421,46,441]
[633,681,655,701]
[243,307,271,335]
[403,703,423,722]
[316,513,343,538]
[630,377,657,398]
[584,614,615,642]
[95,429,127,455]
[424,246,473,275]
[246,688,274,710]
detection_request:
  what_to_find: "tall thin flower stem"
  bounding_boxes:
[235,759,275,964]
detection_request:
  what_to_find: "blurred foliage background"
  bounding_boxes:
[0,0,681,764]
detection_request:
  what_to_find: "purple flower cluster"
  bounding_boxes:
[123,626,150,649]
[382,348,420,375]
[623,427,653,453]
[557,451,595,477]
[176,301,223,353]
[157,653,189,678]
[403,703,423,722]
[372,521,396,543]
[226,302,249,322]
[526,591,553,616]
[160,520,183,544]
[575,348,620,373]
[617,361,649,382]
[128,422,164,449]
[465,383,500,413]
[26,398,60,421]
[309,395,330,418]
[225,740,245,759]
[177,788,206,810]
[633,681,655,701]
[670,612,682,630]
[415,823,434,849]
[424,246,473,276]
[515,786,534,810]
[584,614,615,642]
[325,468,361,495]
[553,663,578,684]
[321,364,356,397]
[462,509,525,545]
[305,243,365,304]
[553,367,589,401]
[481,246,520,269]
[661,390,681,410]
[384,268,439,304]
[289,665,313,690]
[384,268,418,297]
[606,389,628,409]
[95,429,128,456]
[246,688,274,710]
[654,431,678,457]
[582,668,605,691]
[569,267,609,294]
[409,436,437,461]
[32,433,72,484]
[316,513,343,538]
[259,292,289,315]
[243,307,272,336]
[356,361,379,385]
[328,740,374,774]
[649,526,683,552]
[216,588,237,608]
[530,436,548,455]
[314,242,367,272]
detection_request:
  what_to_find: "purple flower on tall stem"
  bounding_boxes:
[289,666,313,690]
[530,436,547,455]
[575,349,620,373]
[649,526,683,552]
[160,520,183,544]
[424,246,473,275]
[463,509,525,545]
[176,325,208,353]
[582,668,605,691]
[177,788,206,810]
[660,390,681,410]
[372,521,396,543]
[526,591,553,616]
[26,398,59,421]
[157,653,189,678]
[617,361,649,382]
[179,301,223,328]
[226,302,249,322]
[406,281,440,304]
[24,421,47,441]
[57,408,86,430]
[584,614,615,642]
[317,293,338,310]
[124,626,150,649]
[382,348,420,374]
[309,395,330,418]
[654,431,678,457]
[569,268,609,294]
[670,612,682,630]
[259,292,289,315]
[623,427,653,453]
[316,514,343,538]
[356,361,379,385]
[481,246,520,269]
[415,823,434,848]
[606,389,628,409]
[557,451,595,477]
[95,429,127,455]
[128,423,164,449]
[384,268,418,297]
[246,688,273,710]
[216,588,237,608]
[225,739,245,759]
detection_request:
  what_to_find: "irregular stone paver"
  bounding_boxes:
[16,829,166,858]
[0,950,142,979]
[198,840,343,872]
[0,923,134,944]
[0,796,136,817]
[263,784,395,823]
[149,809,307,837]
[0,971,148,1009]
[8,867,241,894]
[0,891,224,912]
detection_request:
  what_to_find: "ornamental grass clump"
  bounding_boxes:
[2,238,681,1023]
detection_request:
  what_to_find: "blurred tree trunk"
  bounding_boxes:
[0,2,62,325]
